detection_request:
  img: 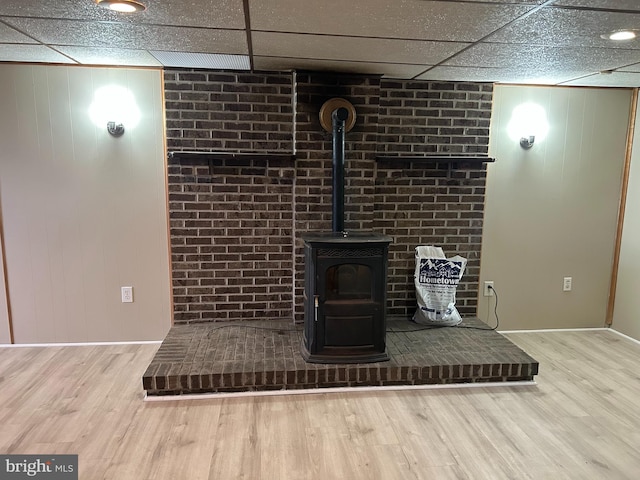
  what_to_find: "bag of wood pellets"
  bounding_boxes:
[412,246,466,327]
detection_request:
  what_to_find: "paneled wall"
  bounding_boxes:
[0,64,171,343]
[479,85,632,330]
[165,69,494,324]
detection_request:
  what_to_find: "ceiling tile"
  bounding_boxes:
[444,42,640,73]
[416,65,588,84]
[150,51,250,69]
[0,20,37,43]
[0,44,76,63]
[416,66,503,82]
[488,8,640,49]
[462,0,543,3]
[253,56,427,79]
[252,31,469,65]
[619,63,640,72]
[553,0,640,11]
[121,0,245,29]
[0,0,637,88]
[249,0,533,42]
[3,18,248,54]
[560,71,640,87]
[54,46,162,66]
[0,0,118,20]
[0,0,246,29]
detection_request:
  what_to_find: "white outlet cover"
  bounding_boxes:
[121,286,134,303]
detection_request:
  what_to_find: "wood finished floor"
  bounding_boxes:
[0,330,639,479]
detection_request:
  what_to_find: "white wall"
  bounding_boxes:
[612,92,640,340]
[0,64,171,343]
[479,85,632,330]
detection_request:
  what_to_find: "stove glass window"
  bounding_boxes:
[325,264,372,300]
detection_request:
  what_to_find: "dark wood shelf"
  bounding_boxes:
[376,155,495,164]
[168,151,296,163]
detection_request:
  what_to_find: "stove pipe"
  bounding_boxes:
[332,107,349,233]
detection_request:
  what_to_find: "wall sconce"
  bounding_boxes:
[107,122,125,137]
[507,102,549,150]
[520,135,535,149]
[89,85,141,138]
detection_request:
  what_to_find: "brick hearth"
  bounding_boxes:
[142,318,538,396]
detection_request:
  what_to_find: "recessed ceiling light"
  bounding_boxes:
[603,30,636,41]
[95,0,147,13]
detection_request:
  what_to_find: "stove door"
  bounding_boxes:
[301,239,390,364]
[318,261,383,351]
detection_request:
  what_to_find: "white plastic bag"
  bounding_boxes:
[412,246,466,327]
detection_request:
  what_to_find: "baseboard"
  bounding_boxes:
[499,327,610,334]
[608,328,640,346]
[499,327,640,346]
[0,340,162,348]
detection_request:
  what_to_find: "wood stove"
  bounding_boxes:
[301,232,392,363]
[300,101,392,363]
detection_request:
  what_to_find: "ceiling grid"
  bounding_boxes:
[0,0,637,86]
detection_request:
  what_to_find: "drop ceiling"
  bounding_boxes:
[0,0,639,86]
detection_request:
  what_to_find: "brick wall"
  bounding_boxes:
[373,160,487,317]
[168,154,295,323]
[165,70,296,323]
[375,80,492,317]
[378,81,492,155]
[165,70,293,152]
[164,69,493,324]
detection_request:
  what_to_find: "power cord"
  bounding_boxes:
[387,284,500,333]
[203,323,303,333]
[455,284,499,331]
[200,286,501,335]
[387,324,447,333]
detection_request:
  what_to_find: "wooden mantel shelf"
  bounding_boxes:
[375,155,495,164]
[168,151,296,162]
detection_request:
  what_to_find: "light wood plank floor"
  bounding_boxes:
[1,330,639,479]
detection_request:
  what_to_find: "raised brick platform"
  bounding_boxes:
[142,317,538,396]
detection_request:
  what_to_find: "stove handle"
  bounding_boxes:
[314,295,319,322]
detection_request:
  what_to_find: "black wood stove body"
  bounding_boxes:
[301,232,392,363]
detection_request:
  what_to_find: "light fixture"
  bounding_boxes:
[95,0,147,13]
[107,122,125,137]
[602,30,637,41]
[89,85,141,138]
[520,136,535,149]
[507,102,549,150]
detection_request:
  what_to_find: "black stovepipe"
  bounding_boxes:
[331,107,349,233]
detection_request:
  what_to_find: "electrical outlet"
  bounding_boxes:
[563,277,572,292]
[483,281,494,297]
[121,286,134,303]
